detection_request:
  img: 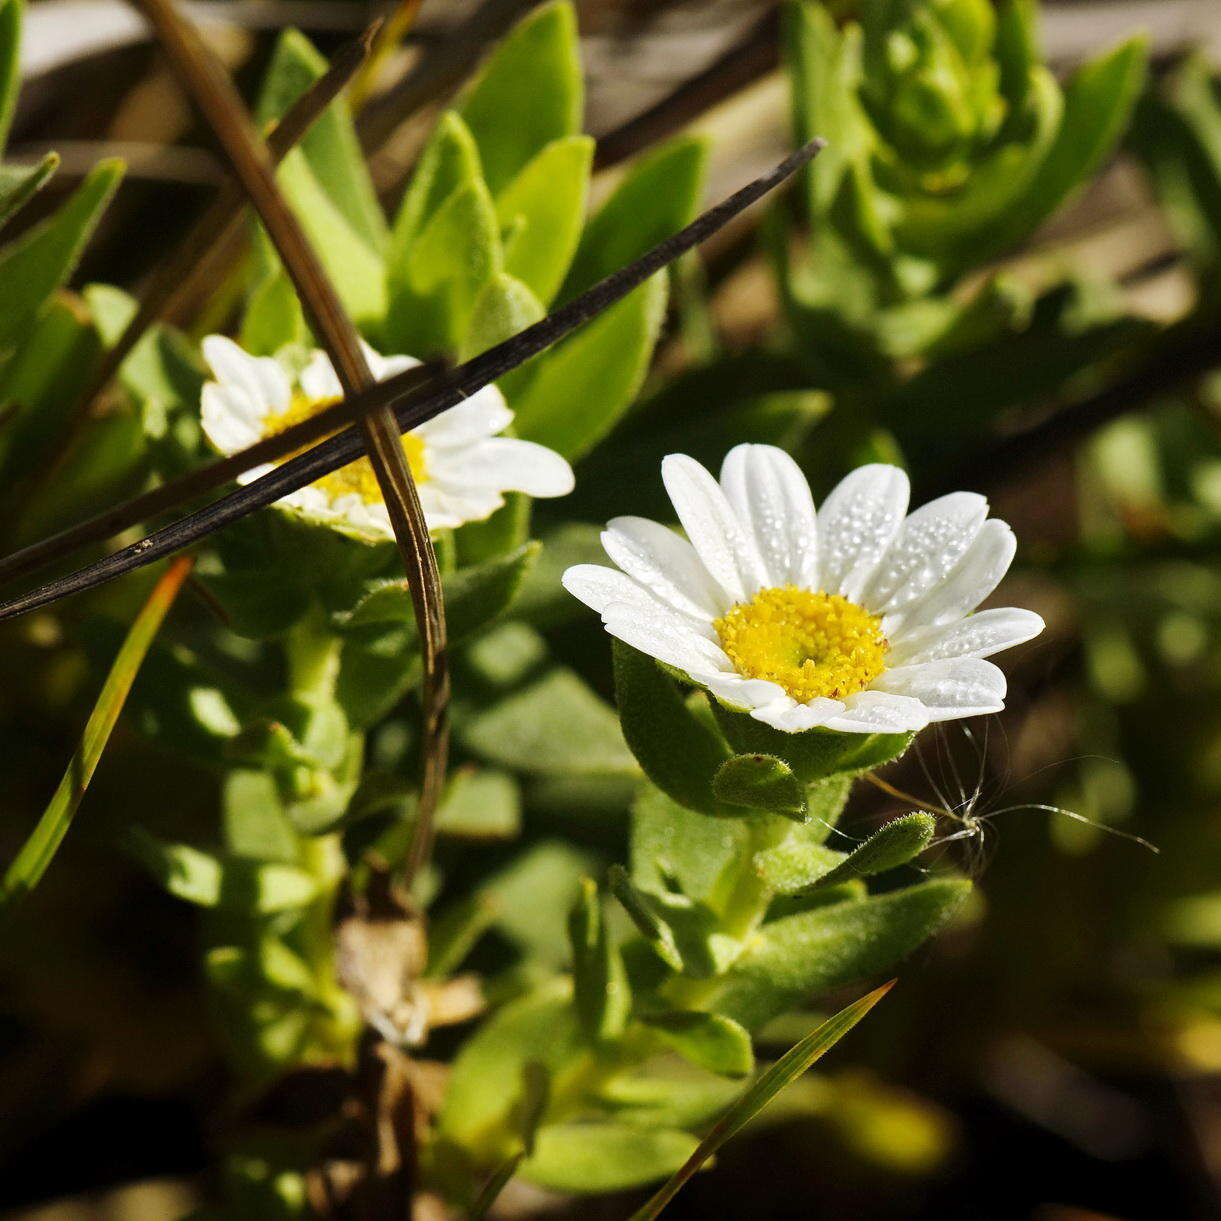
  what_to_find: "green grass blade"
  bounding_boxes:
[628,981,895,1221]
[0,555,193,920]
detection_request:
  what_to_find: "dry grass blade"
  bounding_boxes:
[0,555,193,923]
[131,0,449,884]
[0,139,827,618]
[628,982,895,1221]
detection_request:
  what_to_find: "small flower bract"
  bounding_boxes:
[563,444,1044,734]
[200,336,574,541]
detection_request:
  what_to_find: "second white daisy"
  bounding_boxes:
[200,336,574,541]
[563,444,1044,735]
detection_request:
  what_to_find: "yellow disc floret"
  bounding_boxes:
[266,394,429,503]
[714,586,889,703]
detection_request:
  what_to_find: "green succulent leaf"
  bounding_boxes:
[0,152,57,232]
[508,273,667,459]
[458,627,634,776]
[713,753,808,821]
[711,878,971,1029]
[240,269,307,356]
[254,31,386,326]
[613,642,731,816]
[0,158,122,354]
[519,1123,697,1194]
[439,978,582,1155]
[569,878,631,1043]
[813,812,936,889]
[0,0,21,150]
[461,272,546,361]
[125,828,319,913]
[562,135,708,297]
[389,110,483,262]
[607,864,683,973]
[712,701,911,785]
[641,1010,754,1078]
[457,0,583,196]
[496,135,592,303]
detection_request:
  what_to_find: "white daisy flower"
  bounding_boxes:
[199,336,574,541]
[562,445,1044,735]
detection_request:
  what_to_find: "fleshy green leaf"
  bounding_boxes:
[641,1011,754,1078]
[972,36,1148,265]
[509,274,667,459]
[0,153,57,232]
[125,828,319,913]
[563,136,708,297]
[222,769,298,862]
[458,629,635,776]
[608,864,683,972]
[456,0,583,196]
[613,642,730,816]
[496,135,592,303]
[811,812,936,889]
[0,0,21,150]
[711,879,971,1029]
[342,542,540,636]
[630,782,747,904]
[240,269,307,356]
[0,297,99,480]
[461,272,545,361]
[713,753,807,821]
[712,702,910,785]
[388,110,483,264]
[387,178,502,355]
[0,158,122,353]
[84,283,204,409]
[255,29,386,250]
[439,978,581,1155]
[486,840,596,966]
[569,878,631,1043]
[630,984,893,1220]
[520,1123,698,1194]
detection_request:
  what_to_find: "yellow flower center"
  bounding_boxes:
[266,394,429,504]
[713,586,889,703]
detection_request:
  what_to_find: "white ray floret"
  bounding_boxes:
[199,336,573,541]
[563,444,1043,735]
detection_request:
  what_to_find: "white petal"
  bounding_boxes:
[704,671,793,712]
[752,697,850,733]
[433,437,573,497]
[602,516,727,622]
[661,454,767,604]
[415,387,513,448]
[874,658,1006,721]
[863,491,987,613]
[601,606,732,679]
[817,464,910,599]
[889,607,1044,665]
[201,384,263,454]
[417,480,504,530]
[362,343,420,382]
[820,689,930,734]
[300,350,344,402]
[889,519,1016,631]
[719,443,818,589]
[562,563,678,623]
[201,335,290,418]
